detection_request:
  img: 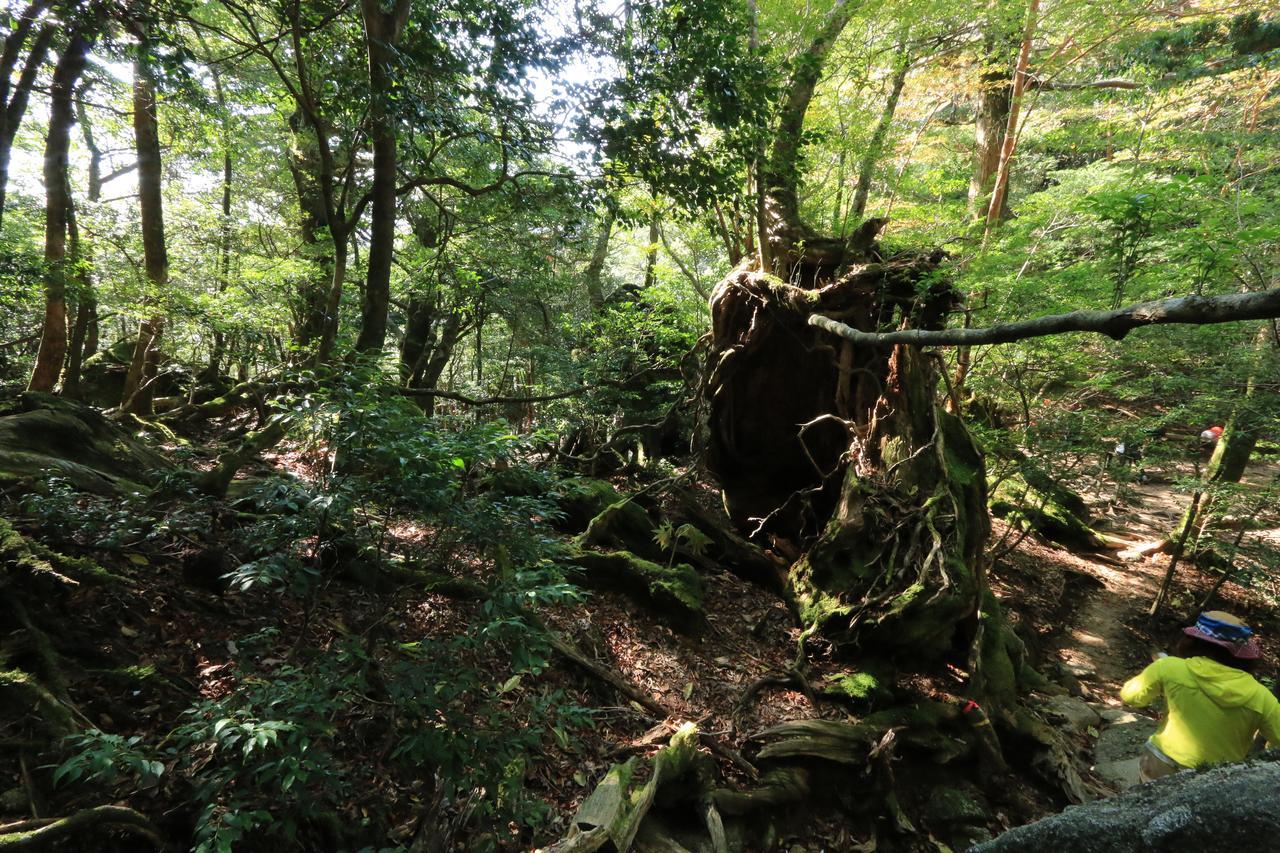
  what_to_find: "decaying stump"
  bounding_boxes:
[703,244,988,657]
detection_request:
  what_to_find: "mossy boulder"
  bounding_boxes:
[990,468,1103,551]
[0,392,170,495]
[559,547,705,634]
[552,478,623,532]
[576,496,665,562]
[922,781,991,827]
[822,669,893,706]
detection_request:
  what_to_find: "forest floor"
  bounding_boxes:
[4,396,1280,851]
[995,454,1280,794]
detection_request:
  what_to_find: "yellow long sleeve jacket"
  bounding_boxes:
[1120,655,1280,769]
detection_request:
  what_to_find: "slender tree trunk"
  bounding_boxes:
[985,0,1040,230]
[28,31,92,392]
[1203,332,1269,483]
[204,58,233,382]
[850,29,911,219]
[315,236,349,364]
[583,209,615,313]
[643,206,660,290]
[122,38,169,415]
[1150,489,1204,617]
[760,0,861,279]
[0,13,55,229]
[63,191,95,397]
[354,0,411,353]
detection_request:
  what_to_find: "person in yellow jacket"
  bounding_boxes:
[1120,610,1280,782]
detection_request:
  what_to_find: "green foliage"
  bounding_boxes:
[54,730,165,789]
[56,564,589,850]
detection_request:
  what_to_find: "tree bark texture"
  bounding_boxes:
[27,32,92,393]
[354,0,411,353]
[122,39,169,415]
[583,209,615,313]
[969,60,1011,217]
[287,111,334,346]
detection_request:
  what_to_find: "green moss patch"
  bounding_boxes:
[559,547,705,634]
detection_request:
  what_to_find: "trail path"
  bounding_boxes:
[1042,460,1280,792]
[1043,475,1192,791]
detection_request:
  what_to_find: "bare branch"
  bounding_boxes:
[809,289,1280,347]
[1028,76,1141,91]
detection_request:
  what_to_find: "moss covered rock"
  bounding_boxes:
[0,393,170,495]
[990,466,1102,552]
[553,478,624,532]
[576,496,665,562]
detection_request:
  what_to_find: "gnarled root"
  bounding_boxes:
[0,805,161,850]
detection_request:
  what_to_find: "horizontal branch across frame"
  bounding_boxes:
[809,289,1280,347]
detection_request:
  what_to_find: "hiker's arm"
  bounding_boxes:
[1120,660,1166,707]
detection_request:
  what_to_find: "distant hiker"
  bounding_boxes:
[1111,440,1141,467]
[1107,438,1149,482]
[1200,425,1224,446]
[1120,611,1280,782]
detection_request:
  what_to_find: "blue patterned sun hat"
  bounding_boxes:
[1184,611,1261,659]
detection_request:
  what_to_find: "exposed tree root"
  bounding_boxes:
[546,633,757,778]
[0,805,162,850]
[195,413,293,496]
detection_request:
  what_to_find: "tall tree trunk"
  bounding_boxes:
[0,18,55,230]
[583,209,615,314]
[315,237,350,364]
[28,31,92,392]
[354,0,411,353]
[760,0,861,281]
[850,29,911,219]
[204,56,233,381]
[122,38,169,415]
[63,190,95,397]
[984,0,1040,230]
[643,206,660,290]
[969,60,1011,217]
[288,108,334,348]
